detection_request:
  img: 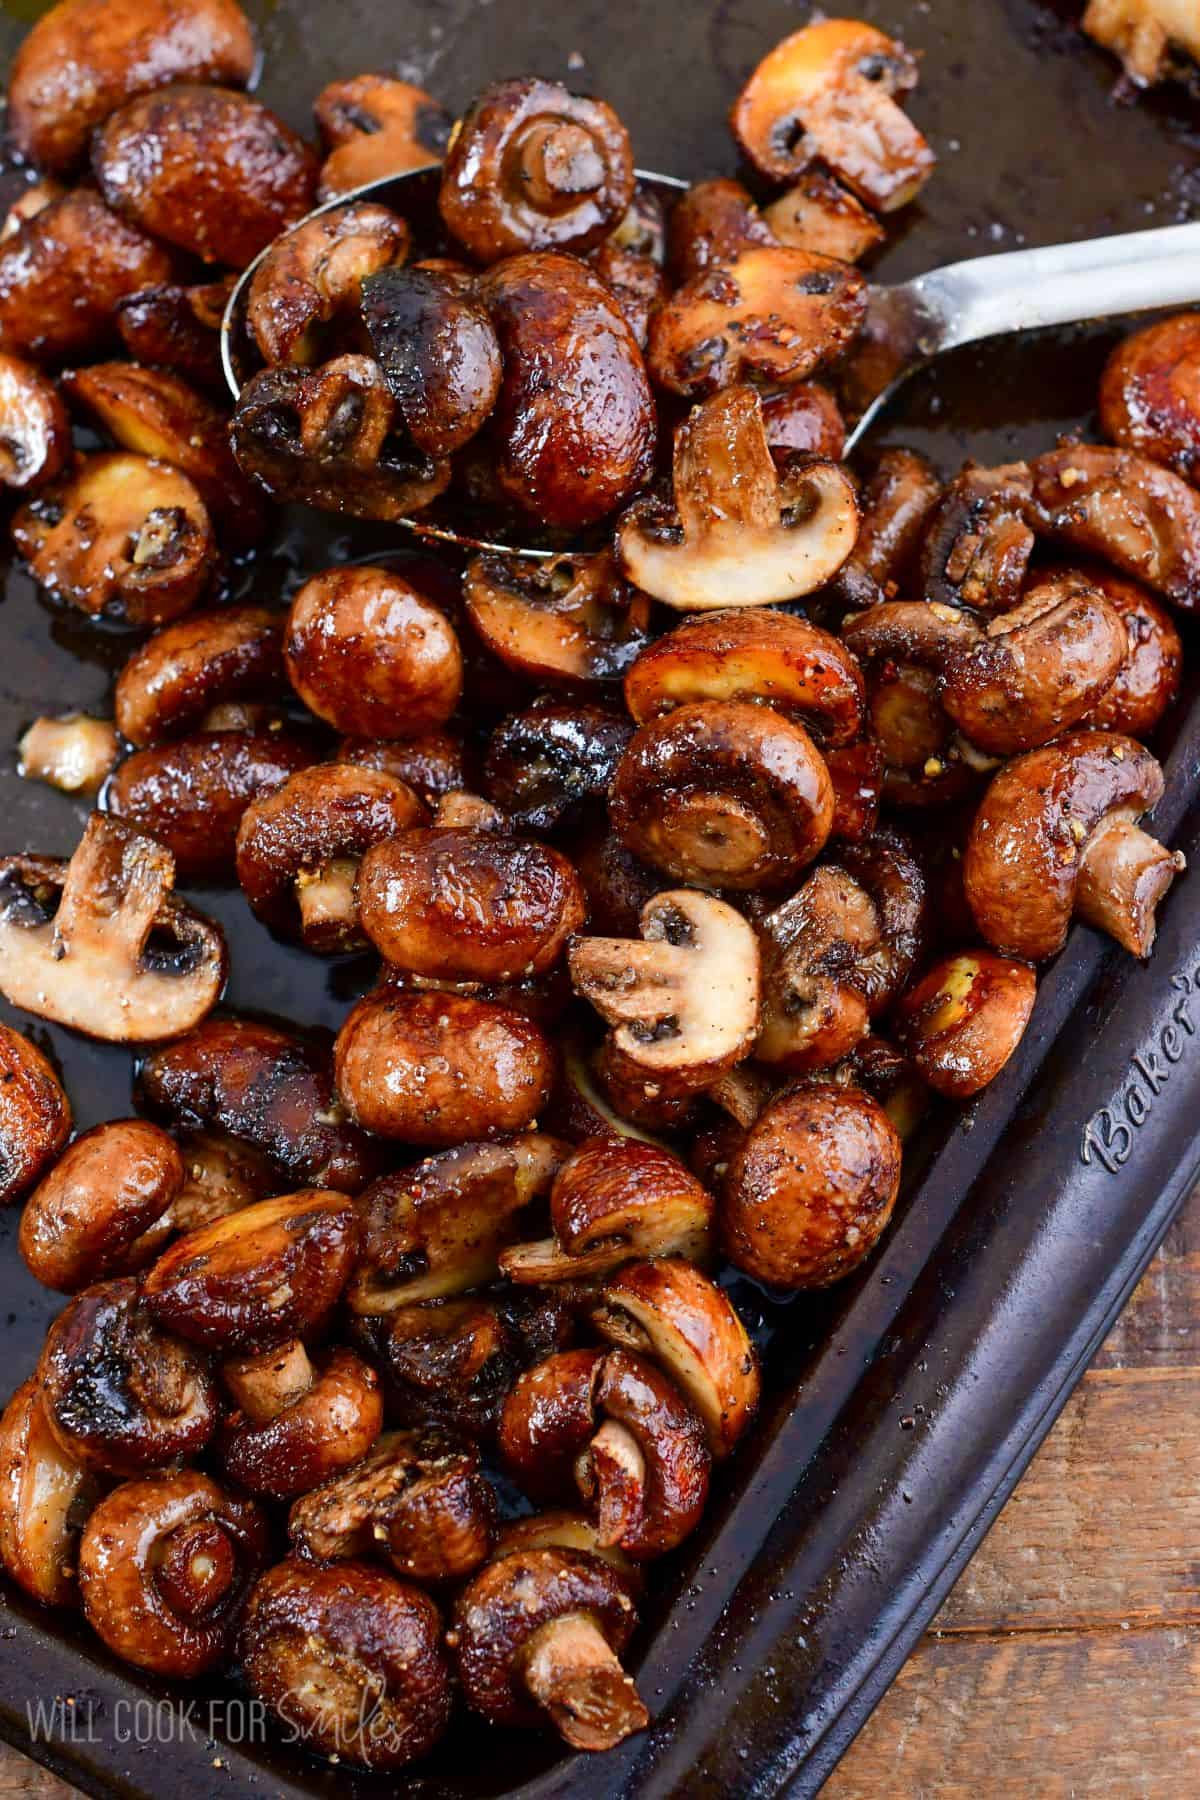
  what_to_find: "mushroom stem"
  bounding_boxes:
[581,1420,646,1548]
[223,1340,315,1424]
[521,1611,649,1751]
[52,814,171,964]
[1076,811,1185,957]
[295,856,361,947]
[518,121,605,206]
[156,1518,238,1621]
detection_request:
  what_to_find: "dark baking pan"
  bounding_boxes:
[1,0,1199,1795]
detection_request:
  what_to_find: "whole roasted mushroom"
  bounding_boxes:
[116,276,236,393]
[616,387,858,610]
[895,951,1037,1099]
[38,1275,219,1477]
[761,379,847,459]
[1099,312,1200,480]
[667,177,777,281]
[236,763,426,952]
[963,730,1185,959]
[919,461,1036,614]
[0,353,70,489]
[731,18,935,209]
[360,264,503,457]
[0,1377,100,1607]
[79,1471,266,1676]
[484,697,633,834]
[0,1025,71,1207]
[1031,443,1200,610]
[440,77,634,262]
[1076,567,1183,735]
[722,1084,902,1288]
[832,445,941,609]
[247,202,410,368]
[0,814,226,1043]
[0,191,171,363]
[241,1558,453,1770]
[20,1119,183,1292]
[220,1344,382,1500]
[337,729,476,806]
[114,606,287,747]
[464,550,655,688]
[315,74,453,199]
[450,1547,646,1750]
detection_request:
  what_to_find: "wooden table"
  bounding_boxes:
[5,1181,1198,1799]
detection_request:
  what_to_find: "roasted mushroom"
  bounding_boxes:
[18,715,120,795]
[484,697,633,835]
[241,1558,453,1770]
[247,202,410,368]
[20,1119,183,1292]
[0,1376,100,1607]
[666,177,777,282]
[722,1083,903,1288]
[114,606,287,747]
[569,889,761,1098]
[895,951,1037,1099]
[168,1129,275,1235]
[440,77,634,262]
[1076,568,1183,735]
[731,18,935,209]
[1082,0,1200,87]
[587,191,670,348]
[79,1471,266,1676]
[464,550,656,688]
[1030,444,1200,610]
[0,190,171,363]
[220,1344,383,1500]
[0,353,70,489]
[761,379,847,459]
[116,276,235,394]
[337,729,477,806]
[616,386,858,610]
[919,461,1037,614]
[763,168,885,263]
[0,1025,71,1208]
[0,815,226,1043]
[963,730,1185,959]
[236,763,426,952]
[832,446,941,609]
[1099,313,1200,480]
[315,74,453,199]
[360,264,503,457]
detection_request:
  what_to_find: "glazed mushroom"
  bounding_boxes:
[92,84,317,266]
[334,989,556,1145]
[450,1547,646,1750]
[721,1084,903,1288]
[285,564,463,736]
[500,1135,714,1282]
[315,74,453,199]
[1099,313,1200,480]
[116,276,235,394]
[476,252,656,530]
[0,179,64,239]
[357,827,585,981]
[587,193,670,348]
[114,606,287,747]
[12,452,214,625]
[360,264,503,457]
[236,763,427,952]
[346,1135,567,1312]
[0,353,70,489]
[963,730,1185,959]
[0,1376,100,1607]
[0,1024,71,1207]
[761,379,847,459]
[0,190,171,363]
[832,446,942,609]
[611,701,835,889]
[169,1130,275,1234]
[0,814,226,1043]
[7,0,256,171]
[463,550,656,688]
[1030,444,1200,610]
[616,386,858,610]
[18,715,120,795]
[895,952,1037,1099]
[647,247,866,399]
[484,697,633,835]
[1076,567,1183,735]
[247,202,410,368]
[79,1471,266,1676]
[241,1558,453,1770]
[220,1344,382,1500]
[492,1511,641,1585]
[919,461,1037,614]
[666,177,777,281]
[20,1119,183,1292]
[569,889,761,1100]
[730,18,935,209]
[337,729,477,806]
[38,1275,219,1477]
[440,77,634,262]
[763,169,886,263]
[825,740,885,843]
[1082,0,1200,86]
[137,1015,386,1193]
[289,1426,495,1581]
[590,1258,760,1457]
[498,1348,710,1559]
[624,609,863,747]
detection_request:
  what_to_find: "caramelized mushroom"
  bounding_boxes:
[1082,0,1200,87]
[335,989,555,1145]
[0,815,226,1043]
[763,169,886,263]
[18,715,119,795]
[247,202,410,368]
[569,889,761,1098]
[116,276,236,393]
[337,729,476,806]
[1030,444,1200,610]
[1076,567,1183,735]
[493,1510,641,1585]
[731,18,935,209]
[315,74,453,199]
[666,178,776,282]
[39,1275,219,1476]
[832,445,941,609]
[501,1135,714,1283]
[20,1119,183,1292]
[616,387,858,610]
[360,264,503,457]
[1099,313,1200,480]
[919,461,1036,614]
[0,190,171,363]
[285,564,463,736]
[963,730,1184,959]
[241,1558,452,1769]
[169,1129,274,1234]
[464,550,655,688]
[722,1084,902,1288]
[895,952,1037,1099]
[236,763,426,952]
[79,1471,265,1676]
[0,1377,99,1607]
[587,196,669,348]
[13,452,214,625]
[0,1025,71,1207]
[484,697,633,834]
[220,1342,382,1499]
[92,84,318,266]
[0,353,70,489]
[114,606,286,747]
[761,379,847,459]
[440,78,634,262]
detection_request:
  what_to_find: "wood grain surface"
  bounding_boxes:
[4,1184,1198,1799]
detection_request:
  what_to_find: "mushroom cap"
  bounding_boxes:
[361,264,503,457]
[463,550,656,689]
[963,730,1168,960]
[1075,566,1183,736]
[0,1376,100,1607]
[493,1509,642,1586]
[917,460,1035,614]
[0,1024,71,1207]
[142,1188,359,1352]
[722,1084,902,1288]
[115,275,235,394]
[484,696,634,835]
[336,728,476,805]
[220,1346,383,1500]
[666,176,777,282]
[79,1470,267,1677]
[0,351,71,489]
[895,951,1038,1099]
[1098,311,1200,480]
[315,75,452,199]
[20,1118,183,1292]
[241,1557,452,1770]
[114,606,286,747]
[1031,443,1200,610]
[247,201,410,367]
[835,446,942,607]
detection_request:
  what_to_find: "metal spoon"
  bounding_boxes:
[222,170,1200,555]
